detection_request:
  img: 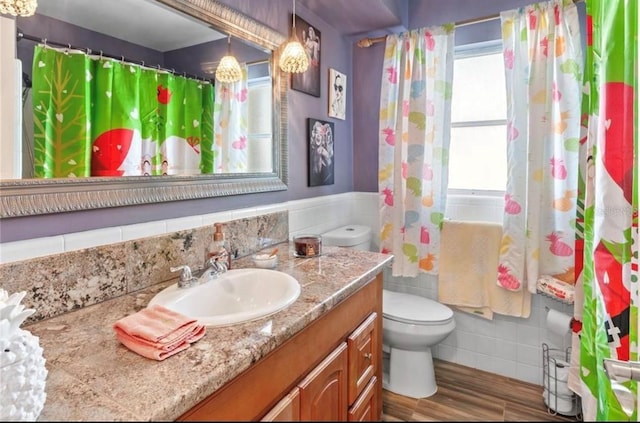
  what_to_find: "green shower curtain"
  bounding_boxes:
[31,46,214,177]
[32,47,92,178]
[575,0,638,420]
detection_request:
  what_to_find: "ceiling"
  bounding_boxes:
[34,0,405,51]
[297,0,405,36]
[36,0,225,52]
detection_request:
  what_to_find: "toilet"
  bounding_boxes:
[321,224,455,399]
[321,225,372,251]
[382,289,455,398]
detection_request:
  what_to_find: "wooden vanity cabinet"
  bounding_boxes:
[260,388,300,422]
[348,376,378,421]
[178,273,383,422]
[298,342,348,421]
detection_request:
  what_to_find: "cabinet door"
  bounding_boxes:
[261,387,300,421]
[347,376,377,422]
[347,312,378,404]
[298,342,348,421]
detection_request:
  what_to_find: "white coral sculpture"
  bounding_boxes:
[0,289,47,421]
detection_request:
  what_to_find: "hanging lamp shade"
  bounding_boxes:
[215,35,242,83]
[0,0,37,16]
[279,0,309,73]
[280,37,309,73]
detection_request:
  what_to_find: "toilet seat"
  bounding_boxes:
[383,290,453,325]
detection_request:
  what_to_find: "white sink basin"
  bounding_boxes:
[148,268,301,327]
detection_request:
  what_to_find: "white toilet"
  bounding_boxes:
[321,224,455,399]
[382,289,455,398]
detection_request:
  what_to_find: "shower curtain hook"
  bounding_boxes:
[43,38,47,46]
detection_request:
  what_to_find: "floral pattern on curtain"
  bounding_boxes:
[498,0,584,293]
[574,0,638,420]
[378,25,455,277]
[213,64,248,173]
[31,45,214,178]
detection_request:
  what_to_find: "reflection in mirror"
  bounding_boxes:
[16,0,271,178]
[0,0,287,217]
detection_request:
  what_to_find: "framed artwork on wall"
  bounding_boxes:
[291,15,321,97]
[328,68,346,120]
[307,118,334,186]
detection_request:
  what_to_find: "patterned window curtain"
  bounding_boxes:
[572,0,638,420]
[497,0,584,293]
[213,63,249,173]
[378,26,455,277]
[31,46,214,177]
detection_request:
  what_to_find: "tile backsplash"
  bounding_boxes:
[0,211,289,325]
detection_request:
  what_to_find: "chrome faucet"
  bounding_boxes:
[169,265,199,289]
[170,251,229,289]
[201,251,229,279]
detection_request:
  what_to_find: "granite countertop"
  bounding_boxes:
[28,244,393,421]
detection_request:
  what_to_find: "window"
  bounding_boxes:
[448,41,507,194]
[246,61,273,172]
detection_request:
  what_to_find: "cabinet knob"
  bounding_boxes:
[364,353,372,360]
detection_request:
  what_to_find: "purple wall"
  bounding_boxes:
[17,14,164,79]
[164,39,270,80]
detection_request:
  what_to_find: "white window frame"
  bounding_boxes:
[448,40,506,197]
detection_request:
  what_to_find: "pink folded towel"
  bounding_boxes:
[113,305,205,361]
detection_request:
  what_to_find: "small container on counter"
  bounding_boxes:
[293,235,322,258]
[252,252,278,269]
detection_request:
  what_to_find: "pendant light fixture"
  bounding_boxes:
[215,34,242,83]
[0,0,37,16]
[279,0,309,73]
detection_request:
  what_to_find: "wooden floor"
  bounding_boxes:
[382,359,581,422]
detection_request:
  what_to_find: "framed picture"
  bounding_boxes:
[328,68,346,120]
[307,118,334,186]
[291,15,321,97]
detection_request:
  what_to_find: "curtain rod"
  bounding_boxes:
[356,0,584,48]
[15,29,213,83]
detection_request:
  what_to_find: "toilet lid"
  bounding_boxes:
[383,289,453,324]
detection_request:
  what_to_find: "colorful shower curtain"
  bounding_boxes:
[213,64,249,173]
[378,25,455,277]
[573,0,638,420]
[497,0,584,293]
[31,45,214,178]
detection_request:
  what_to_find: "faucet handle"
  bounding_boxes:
[216,260,228,273]
[170,265,197,288]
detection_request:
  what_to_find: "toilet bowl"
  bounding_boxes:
[382,289,455,398]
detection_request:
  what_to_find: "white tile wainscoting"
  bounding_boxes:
[0,191,573,386]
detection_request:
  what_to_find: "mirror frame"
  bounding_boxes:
[0,0,287,218]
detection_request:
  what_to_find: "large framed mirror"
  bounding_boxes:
[0,0,287,218]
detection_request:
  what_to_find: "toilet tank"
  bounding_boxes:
[322,225,372,251]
